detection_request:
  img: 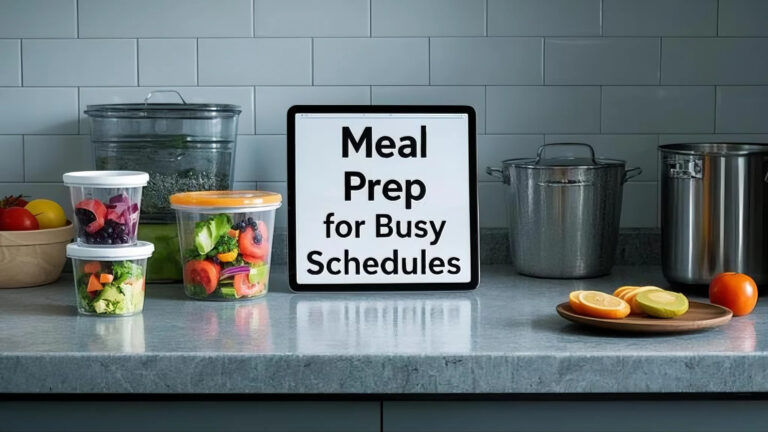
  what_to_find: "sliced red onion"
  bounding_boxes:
[220,265,250,279]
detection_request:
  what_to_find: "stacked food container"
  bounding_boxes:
[63,171,154,316]
[84,90,241,283]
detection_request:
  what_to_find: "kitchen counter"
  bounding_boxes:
[0,265,765,394]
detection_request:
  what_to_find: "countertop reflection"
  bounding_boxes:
[1,265,767,393]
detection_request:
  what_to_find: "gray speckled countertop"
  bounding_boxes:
[0,265,765,394]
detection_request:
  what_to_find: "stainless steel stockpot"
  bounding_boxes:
[488,143,641,278]
[659,143,768,285]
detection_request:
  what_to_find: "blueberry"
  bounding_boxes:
[106,227,113,234]
[254,230,263,245]
[115,225,125,234]
[212,256,221,264]
[247,217,254,224]
[119,235,129,243]
[104,238,112,245]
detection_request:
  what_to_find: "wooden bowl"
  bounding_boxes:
[0,222,74,288]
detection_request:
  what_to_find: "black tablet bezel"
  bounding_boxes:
[287,105,478,292]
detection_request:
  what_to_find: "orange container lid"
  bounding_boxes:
[170,190,282,211]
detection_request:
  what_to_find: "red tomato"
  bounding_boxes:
[184,260,220,295]
[238,223,270,261]
[709,272,758,316]
[0,207,39,231]
[233,273,264,298]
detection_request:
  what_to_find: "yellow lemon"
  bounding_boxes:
[25,199,67,229]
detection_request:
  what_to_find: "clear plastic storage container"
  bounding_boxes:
[170,191,282,301]
[66,241,154,316]
[63,171,149,246]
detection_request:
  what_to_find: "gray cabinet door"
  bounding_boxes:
[384,400,768,432]
[0,401,380,432]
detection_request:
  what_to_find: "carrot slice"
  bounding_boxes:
[577,291,630,319]
[83,261,101,274]
[99,273,114,284]
[217,250,238,262]
[87,274,104,292]
[227,229,239,239]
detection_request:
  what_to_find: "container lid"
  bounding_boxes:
[84,90,241,119]
[170,190,282,212]
[66,241,155,260]
[63,170,150,187]
[659,142,768,156]
[503,143,625,169]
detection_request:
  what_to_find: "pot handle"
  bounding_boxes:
[623,167,643,183]
[144,89,187,105]
[486,167,510,184]
[536,143,597,165]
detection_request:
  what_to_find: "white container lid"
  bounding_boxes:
[63,170,150,188]
[66,241,155,260]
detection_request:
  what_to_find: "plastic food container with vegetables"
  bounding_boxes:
[63,171,149,246]
[66,241,154,316]
[170,191,281,301]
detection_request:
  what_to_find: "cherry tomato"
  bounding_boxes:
[709,272,758,316]
[233,273,264,298]
[0,207,39,231]
[184,260,220,295]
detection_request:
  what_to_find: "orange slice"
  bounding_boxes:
[613,285,637,297]
[577,291,631,319]
[568,290,587,314]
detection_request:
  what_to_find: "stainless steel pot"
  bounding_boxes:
[488,143,641,278]
[660,143,768,285]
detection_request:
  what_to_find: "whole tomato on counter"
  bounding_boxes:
[709,272,758,316]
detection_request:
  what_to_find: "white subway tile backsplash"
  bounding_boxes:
[603,0,717,36]
[23,135,92,182]
[477,135,544,181]
[430,38,542,85]
[545,38,659,85]
[0,183,72,214]
[487,0,601,36]
[0,0,76,38]
[0,88,78,134]
[478,182,507,228]
[138,39,197,86]
[719,0,768,36]
[621,182,658,228]
[257,181,288,228]
[234,135,287,182]
[371,0,484,36]
[78,0,253,38]
[602,86,715,133]
[78,87,255,134]
[314,38,429,85]
[662,38,768,85]
[198,39,311,86]
[255,86,370,134]
[716,86,768,133]
[22,39,137,86]
[544,135,659,182]
[0,40,20,86]
[0,136,24,182]
[371,86,486,133]
[486,86,601,133]
[255,0,369,37]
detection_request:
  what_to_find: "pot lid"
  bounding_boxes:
[503,143,625,169]
[659,142,768,156]
[84,90,241,119]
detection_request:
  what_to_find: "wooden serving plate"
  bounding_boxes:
[556,301,732,333]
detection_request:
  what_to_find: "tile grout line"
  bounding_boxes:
[18,39,22,86]
[135,39,139,86]
[75,0,79,38]
[21,135,25,182]
[427,38,431,85]
[599,0,603,36]
[369,0,372,37]
[485,0,488,36]
[310,38,314,86]
[658,37,662,85]
[716,0,720,36]
[196,38,200,86]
